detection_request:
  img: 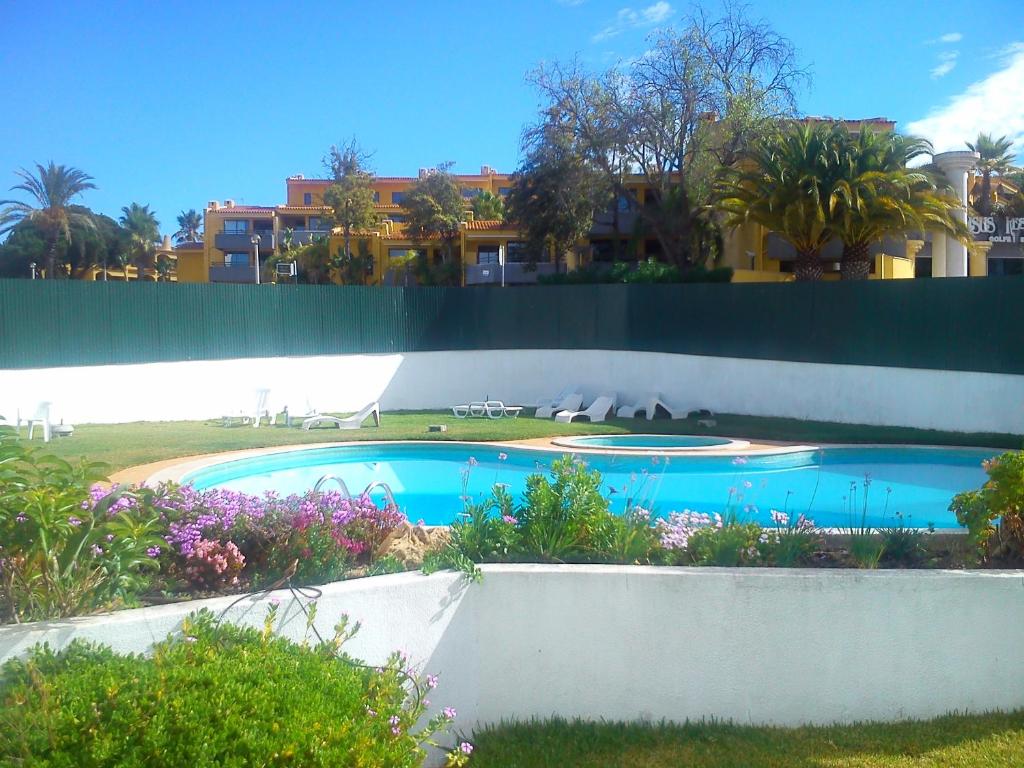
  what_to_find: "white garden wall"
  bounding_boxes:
[2,566,1022,743]
[1,350,1022,434]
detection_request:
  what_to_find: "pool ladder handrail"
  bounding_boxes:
[313,474,397,508]
[313,474,352,498]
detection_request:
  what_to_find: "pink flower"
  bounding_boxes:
[444,706,457,719]
[498,452,508,461]
[460,742,474,755]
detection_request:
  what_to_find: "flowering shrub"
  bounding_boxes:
[0,608,471,767]
[182,539,245,589]
[0,430,166,622]
[657,511,763,566]
[145,485,406,589]
[759,509,819,566]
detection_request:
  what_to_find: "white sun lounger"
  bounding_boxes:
[616,394,695,421]
[535,392,583,419]
[19,401,53,442]
[222,388,275,428]
[302,402,381,431]
[555,394,617,423]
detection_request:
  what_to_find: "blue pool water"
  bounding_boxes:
[184,442,997,529]
[555,435,736,449]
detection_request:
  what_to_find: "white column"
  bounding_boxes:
[932,150,978,278]
[931,234,946,278]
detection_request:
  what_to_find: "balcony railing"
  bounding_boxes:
[214,231,276,252]
[465,262,561,285]
[209,260,257,284]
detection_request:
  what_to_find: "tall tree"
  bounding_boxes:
[471,191,505,222]
[322,140,378,278]
[0,162,97,278]
[174,209,203,243]
[402,163,465,265]
[506,109,612,265]
[118,203,160,281]
[830,129,968,280]
[718,122,843,281]
[529,1,806,270]
[966,133,1017,215]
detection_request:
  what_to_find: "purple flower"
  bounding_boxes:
[732,456,748,465]
[91,545,104,556]
[426,674,439,689]
[498,452,508,461]
[389,715,401,726]
[15,514,27,524]
[460,742,474,755]
[366,706,377,717]
[467,456,478,467]
[146,546,161,558]
[67,516,82,527]
[502,515,517,525]
[443,706,457,720]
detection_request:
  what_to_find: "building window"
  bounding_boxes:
[989,258,1024,276]
[373,191,380,203]
[478,245,500,265]
[223,220,248,234]
[462,187,482,198]
[506,241,540,263]
[303,192,312,205]
[307,217,322,230]
[391,191,406,204]
[224,252,250,267]
[616,194,633,212]
[498,187,511,196]
[388,214,405,223]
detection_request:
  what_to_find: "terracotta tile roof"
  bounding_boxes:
[277,205,330,212]
[464,220,517,231]
[208,206,276,214]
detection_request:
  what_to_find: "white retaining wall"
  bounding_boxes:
[2,566,1022,742]
[1,350,1022,434]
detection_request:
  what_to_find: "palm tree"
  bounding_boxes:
[173,209,203,243]
[966,134,1017,215]
[471,191,505,222]
[718,123,844,281]
[118,203,160,281]
[0,162,97,278]
[829,130,969,280]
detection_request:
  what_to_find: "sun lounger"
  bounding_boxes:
[222,389,275,428]
[535,392,583,419]
[555,394,617,423]
[616,394,695,420]
[302,402,381,431]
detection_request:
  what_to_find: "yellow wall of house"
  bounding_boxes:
[175,248,208,283]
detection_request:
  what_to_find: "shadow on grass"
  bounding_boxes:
[468,712,1024,768]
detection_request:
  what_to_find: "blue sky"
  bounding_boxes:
[1,0,1022,236]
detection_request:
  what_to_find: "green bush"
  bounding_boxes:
[685,522,763,566]
[0,429,166,622]
[950,450,1024,562]
[0,609,470,767]
[538,259,733,285]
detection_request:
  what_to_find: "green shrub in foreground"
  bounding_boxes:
[950,450,1024,562]
[0,609,470,767]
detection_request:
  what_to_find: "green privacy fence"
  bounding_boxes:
[1,278,1023,374]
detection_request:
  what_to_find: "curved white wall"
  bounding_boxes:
[2,566,1022,747]
[1,350,1021,434]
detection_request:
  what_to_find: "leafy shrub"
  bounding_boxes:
[538,259,733,284]
[0,430,166,622]
[950,451,1024,562]
[0,609,471,767]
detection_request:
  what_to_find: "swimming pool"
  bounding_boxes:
[182,442,996,529]
[552,434,747,451]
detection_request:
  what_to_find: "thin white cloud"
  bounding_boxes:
[592,2,673,43]
[907,42,1024,157]
[931,50,959,78]
[938,32,962,43]
[557,0,586,6]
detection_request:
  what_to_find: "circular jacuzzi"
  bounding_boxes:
[550,434,750,451]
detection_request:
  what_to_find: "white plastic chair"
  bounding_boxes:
[555,394,617,423]
[20,402,52,442]
[535,392,583,419]
[302,402,381,431]
[285,397,320,427]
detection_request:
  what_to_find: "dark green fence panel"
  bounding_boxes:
[0,277,1022,374]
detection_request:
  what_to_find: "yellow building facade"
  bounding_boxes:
[177,149,1000,285]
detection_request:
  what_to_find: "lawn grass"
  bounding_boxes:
[23,410,1022,472]
[468,712,1024,767]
